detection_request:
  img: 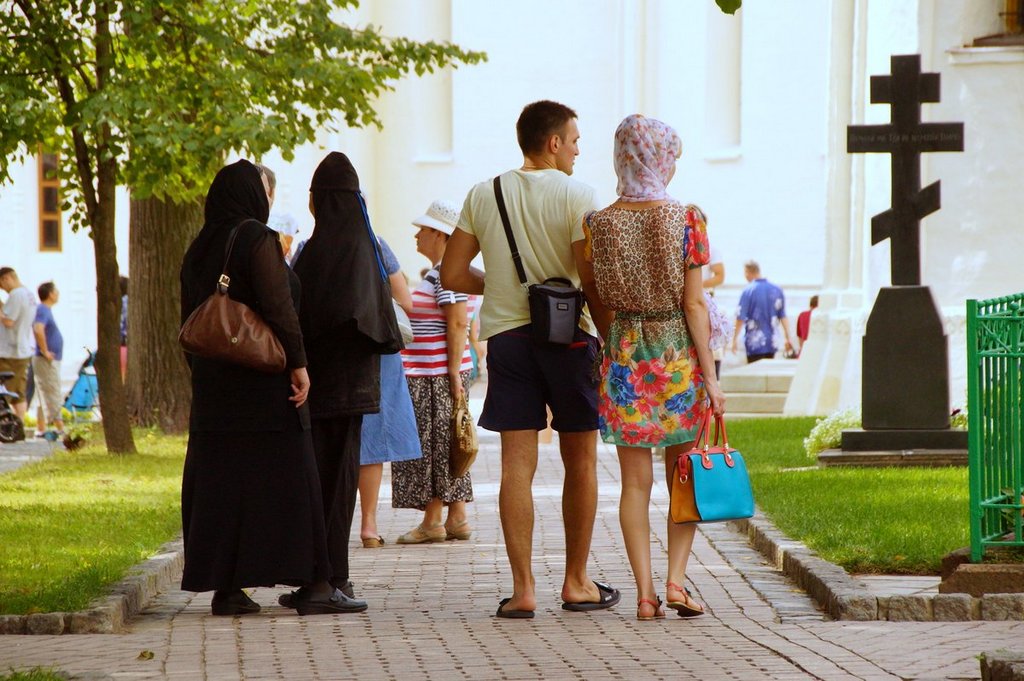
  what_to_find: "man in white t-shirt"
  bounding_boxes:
[0,267,38,421]
[441,100,619,619]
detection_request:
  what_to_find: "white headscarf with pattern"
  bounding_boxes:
[613,114,682,202]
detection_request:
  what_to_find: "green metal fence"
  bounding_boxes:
[967,293,1024,562]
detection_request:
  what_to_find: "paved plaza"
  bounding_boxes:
[1,400,1022,680]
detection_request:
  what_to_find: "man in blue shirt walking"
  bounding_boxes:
[732,260,794,363]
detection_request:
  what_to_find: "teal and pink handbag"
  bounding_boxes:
[670,412,754,524]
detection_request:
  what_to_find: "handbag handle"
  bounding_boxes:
[216,223,249,294]
[679,410,735,482]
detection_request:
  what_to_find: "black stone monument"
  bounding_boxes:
[841,54,967,452]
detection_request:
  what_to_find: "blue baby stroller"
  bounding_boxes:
[64,349,100,423]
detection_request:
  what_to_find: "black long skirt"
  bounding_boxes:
[180,429,331,592]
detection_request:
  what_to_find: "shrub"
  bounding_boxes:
[803,407,860,458]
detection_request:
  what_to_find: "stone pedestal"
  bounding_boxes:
[840,286,964,452]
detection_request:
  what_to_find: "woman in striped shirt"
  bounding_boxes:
[392,200,478,543]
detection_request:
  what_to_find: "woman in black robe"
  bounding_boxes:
[291,152,402,605]
[179,159,358,616]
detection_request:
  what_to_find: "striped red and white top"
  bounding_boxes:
[401,268,479,377]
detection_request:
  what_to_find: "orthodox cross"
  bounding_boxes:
[847,54,964,286]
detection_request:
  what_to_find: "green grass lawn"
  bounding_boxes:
[728,417,969,575]
[0,430,185,615]
[0,670,66,681]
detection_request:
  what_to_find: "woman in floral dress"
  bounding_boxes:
[584,114,725,621]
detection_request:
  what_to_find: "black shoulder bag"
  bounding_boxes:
[493,176,584,345]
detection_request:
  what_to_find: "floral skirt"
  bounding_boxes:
[391,372,474,510]
[598,314,708,447]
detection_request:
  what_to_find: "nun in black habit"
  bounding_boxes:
[179,159,361,616]
[291,152,403,602]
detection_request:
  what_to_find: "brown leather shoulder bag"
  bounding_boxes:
[179,224,287,373]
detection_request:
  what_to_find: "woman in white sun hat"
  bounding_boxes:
[391,199,479,543]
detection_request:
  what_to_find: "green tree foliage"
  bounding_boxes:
[0,1,485,451]
[716,0,742,14]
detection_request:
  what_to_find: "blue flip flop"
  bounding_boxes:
[496,597,535,619]
[561,580,621,612]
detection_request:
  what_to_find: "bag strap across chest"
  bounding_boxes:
[493,176,529,287]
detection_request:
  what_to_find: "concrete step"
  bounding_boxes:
[720,372,794,394]
[725,392,789,414]
[719,358,798,394]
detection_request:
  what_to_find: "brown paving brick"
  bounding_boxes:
[3,411,1024,679]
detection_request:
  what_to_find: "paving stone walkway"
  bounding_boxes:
[0,436,56,474]
[2,402,1022,679]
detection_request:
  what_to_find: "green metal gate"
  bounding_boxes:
[967,294,1024,562]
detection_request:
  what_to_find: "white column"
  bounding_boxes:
[409,0,453,162]
[784,0,866,415]
[619,0,647,115]
[703,6,742,154]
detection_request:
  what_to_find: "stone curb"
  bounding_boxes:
[732,513,1024,621]
[0,537,183,635]
[981,650,1024,681]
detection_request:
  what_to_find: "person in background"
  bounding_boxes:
[119,275,129,380]
[796,295,818,358]
[0,267,37,423]
[702,244,725,378]
[357,236,423,548]
[731,260,794,363]
[584,114,724,621]
[468,310,486,384]
[179,159,341,616]
[392,200,477,545]
[268,213,301,261]
[290,152,403,612]
[31,281,64,437]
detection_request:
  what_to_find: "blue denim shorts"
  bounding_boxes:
[478,324,600,433]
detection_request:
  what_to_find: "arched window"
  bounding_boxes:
[37,150,61,252]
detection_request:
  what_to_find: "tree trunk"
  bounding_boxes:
[127,195,201,432]
[93,168,136,454]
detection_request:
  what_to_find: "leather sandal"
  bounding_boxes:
[445,520,472,541]
[666,581,704,617]
[395,524,446,544]
[636,596,665,621]
[361,536,385,548]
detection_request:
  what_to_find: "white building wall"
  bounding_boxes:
[12,0,1018,415]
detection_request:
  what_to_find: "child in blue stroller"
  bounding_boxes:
[64,349,100,423]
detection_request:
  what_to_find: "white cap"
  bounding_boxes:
[411,199,460,236]
[267,213,300,236]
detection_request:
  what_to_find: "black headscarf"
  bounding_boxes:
[181,160,270,311]
[292,152,401,353]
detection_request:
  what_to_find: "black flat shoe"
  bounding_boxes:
[279,580,355,609]
[211,589,261,616]
[295,587,368,615]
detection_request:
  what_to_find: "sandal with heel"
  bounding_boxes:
[665,581,704,617]
[636,596,665,621]
[396,524,446,544]
[445,520,473,541]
